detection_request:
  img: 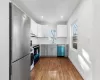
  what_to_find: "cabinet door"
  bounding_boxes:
[48,45,57,56]
[37,24,44,37]
[40,45,45,56]
[30,19,37,36]
[42,25,49,37]
[45,45,48,56]
[52,45,57,56]
[57,25,67,37]
[40,45,48,56]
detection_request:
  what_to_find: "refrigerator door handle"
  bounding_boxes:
[9,64,12,76]
[11,65,12,75]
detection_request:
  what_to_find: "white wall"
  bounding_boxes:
[38,37,67,44]
[31,37,38,44]
[91,0,100,79]
[67,0,93,80]
[57,25,67,37]
[0,0,9,80]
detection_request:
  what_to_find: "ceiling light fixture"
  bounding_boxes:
[61,16,63,19]
[41,16,43,19]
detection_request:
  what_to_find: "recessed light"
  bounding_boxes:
[41,16,43,19]
[61,16,63,19]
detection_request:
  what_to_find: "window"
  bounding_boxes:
[72,22,78,49]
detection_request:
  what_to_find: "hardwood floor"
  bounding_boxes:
[31,57,83,80]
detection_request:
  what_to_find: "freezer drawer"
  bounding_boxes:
[11,54,30,80]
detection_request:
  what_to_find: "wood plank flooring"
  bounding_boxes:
[31,57,83,80]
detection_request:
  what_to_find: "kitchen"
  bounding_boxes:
[30,18,68,70]
[10,3,70,80]
[9,0,85,80]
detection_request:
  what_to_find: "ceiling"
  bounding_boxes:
[11,0,80,24]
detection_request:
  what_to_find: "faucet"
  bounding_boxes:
[51,30,56,44]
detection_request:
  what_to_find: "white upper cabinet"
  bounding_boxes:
[37,25,56,37]
[57,25,67,37]
[30,19,37,36]
[43,25,56,37]
[30,20,67,38]
[37,24,45,37]
[40,25,48,37]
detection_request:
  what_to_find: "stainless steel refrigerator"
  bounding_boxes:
[9,3,30,80]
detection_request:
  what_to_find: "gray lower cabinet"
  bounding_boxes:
[48,44,57,57]
[40,44,57,57]
[40,45,45,56]
[45,45,48,56]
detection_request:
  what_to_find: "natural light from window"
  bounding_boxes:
[82,49,91,64]
[78,54,90,71]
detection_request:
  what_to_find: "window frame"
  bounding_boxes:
[71,20,78,51]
